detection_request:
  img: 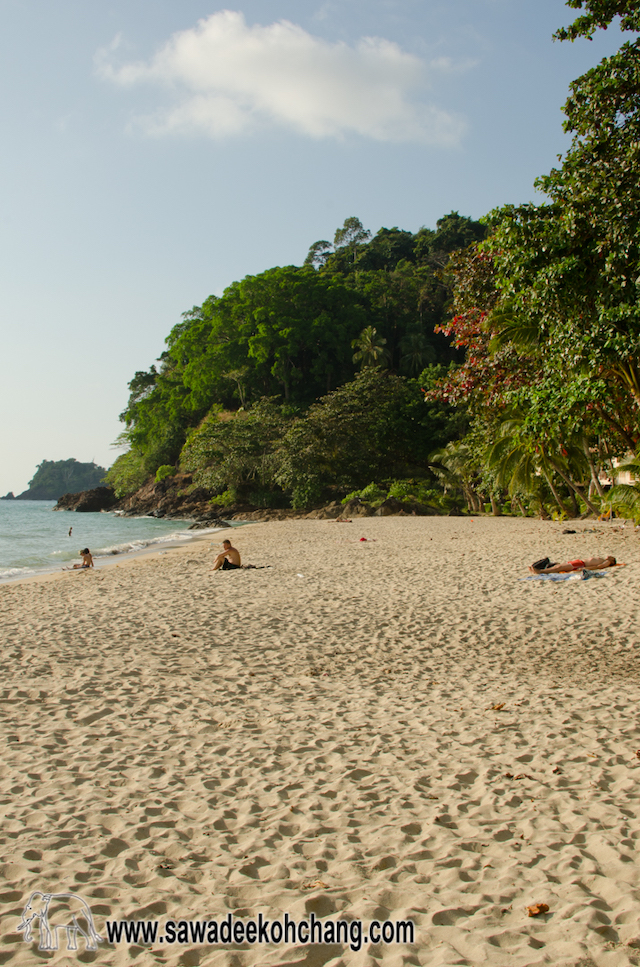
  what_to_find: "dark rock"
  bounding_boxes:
[188,518,232,529]
[408,501,440,516]
[305,501,344,520]
[340,498,373,517]
[0,492,15,500]
[54,487,118,513]
[375,497,407,516]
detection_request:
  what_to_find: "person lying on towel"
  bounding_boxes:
[530,555,616,575]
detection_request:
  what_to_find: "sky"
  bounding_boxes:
[0,0,625,495]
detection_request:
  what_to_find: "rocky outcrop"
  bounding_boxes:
[375,497,439,516]
[115,474,225,520]
[304,501,344,520]
[337,498,373,517]
[76,471,446,523]
[0,492,15,500]
[54,487,118,512]
[375,496,407,516]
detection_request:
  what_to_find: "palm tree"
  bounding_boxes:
[607,456,640,519]
[351,327,390,369]
[400,332,435,375]
[485,420,572,516]
[430,441,484,513]
[485,413,601,517]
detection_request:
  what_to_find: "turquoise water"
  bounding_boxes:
[0,501,218,580]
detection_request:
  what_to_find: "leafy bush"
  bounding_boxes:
[291,479,324,510]
[342,482,387,505]
[209,489,237,507]
[181,399,291,501]
[155,465,175,483]
[276,369,448,503]
[387,478,441,505]
[104,450,149,498]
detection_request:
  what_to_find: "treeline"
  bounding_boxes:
[108,0,640,520]
[425,0,640,520]
[107,213,481,509]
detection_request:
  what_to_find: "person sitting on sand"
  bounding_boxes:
[66,548,94,570]
[530,555,616,575]
[212,539,241,570]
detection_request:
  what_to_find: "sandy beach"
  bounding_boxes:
[1,515,639,966]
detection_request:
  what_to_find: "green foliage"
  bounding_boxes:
[607,456,640,519]
[484,19,640,447]
[342,482,388,505]
[155,465,175,483]
[208,489,237,507]
[290,479,324,511]
[117,212,485,481]
[275,369,450,506]
[555,0,640,41]
[422,7,640,518]
[104,451,149,498]
[18,459,108,499]
[387,479,441,505]
[351,327,389,369]
[181,399,291,501]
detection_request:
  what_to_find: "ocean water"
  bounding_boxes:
[0,501,221,581]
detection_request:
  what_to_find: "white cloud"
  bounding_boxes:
[97,11,465,145]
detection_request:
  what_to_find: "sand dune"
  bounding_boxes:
[1,516,639,966]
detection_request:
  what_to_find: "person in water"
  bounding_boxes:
[530,555,616,575]
[212,539,241,570]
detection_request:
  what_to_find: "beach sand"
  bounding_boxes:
[1,515,639,966]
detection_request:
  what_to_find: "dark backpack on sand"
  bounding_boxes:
[532,557,556,570]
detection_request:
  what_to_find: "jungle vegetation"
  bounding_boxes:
[107,0,640,519]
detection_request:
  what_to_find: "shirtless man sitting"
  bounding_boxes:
[530,555,616,575]
[212,539,242,570]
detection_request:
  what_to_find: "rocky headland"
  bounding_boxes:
[52,472,444,523]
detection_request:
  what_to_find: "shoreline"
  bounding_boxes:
[0,522,240,586]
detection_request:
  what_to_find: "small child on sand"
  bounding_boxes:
[65,548,94,570]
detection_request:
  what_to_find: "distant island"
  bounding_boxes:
[5,459,108,500]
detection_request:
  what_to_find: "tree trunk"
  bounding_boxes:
[542,469,572,517]
[490,493,501,516]
[549,461,600,515]
[513,496,527,517]
[583,439,605,498]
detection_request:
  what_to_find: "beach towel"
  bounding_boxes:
[522,569,609,582]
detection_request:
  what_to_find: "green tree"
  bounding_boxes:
[181,399,291,504]
[333,216,371,264]
[351,326,390,369]
[275,369,454,507]
[485,1,640,441]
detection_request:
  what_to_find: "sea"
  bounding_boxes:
[0,500,225,581]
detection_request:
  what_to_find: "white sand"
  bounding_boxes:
[1,516,639,966]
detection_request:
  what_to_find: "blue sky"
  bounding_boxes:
[0,0,624,494]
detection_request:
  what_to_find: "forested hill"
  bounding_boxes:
[16,459,107,500]
[107,213,484,502]
[108,1,640,522]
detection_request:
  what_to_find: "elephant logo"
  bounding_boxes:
[18,890,103,952]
